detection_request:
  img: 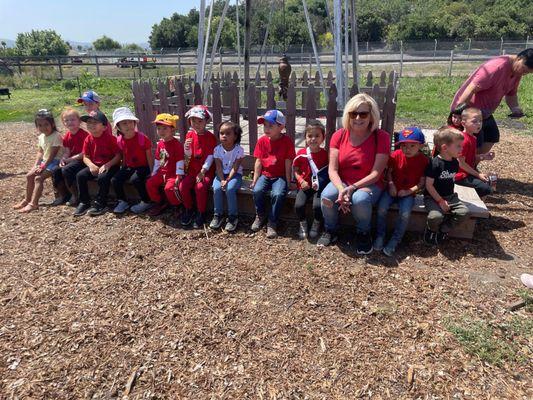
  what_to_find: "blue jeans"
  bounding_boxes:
[320,182,382,234]
[253,175,288,223]
[376,192,414,247]
[212,173,243,217]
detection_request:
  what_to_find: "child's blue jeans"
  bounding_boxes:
[320,182,382,234]
[375,192,415,248]
[212,173,243,217]
[252,175,287,223]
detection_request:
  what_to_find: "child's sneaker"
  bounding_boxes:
[131,201,152,214]
[180,209,194,226]
[87,202,108,217]
[423,227,438,245]
[317,231,337,247]
[147,202,168,217]
[209,214,224,230]
[113,200,129,214]
[437,230,448,243]
[251,214,266,232]
[356,232,373,255]
[266,222,278,239]
[225,216,239,232]
[309,219,321,239]
[73,202,90,217]
[193,212,205,229]
[50,196,69,206]
[383,242,397,257]
[66,195,78,207]
[373,235,385,251]
[298,221,308,240]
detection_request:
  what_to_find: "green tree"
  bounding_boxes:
[93,36,122,51]
[123,43,144,52]
[15,30,69,56]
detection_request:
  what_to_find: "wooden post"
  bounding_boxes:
[305,84,317,125]
[247,84,258,153]
[176,80,188,141]
[500,37,504,55]
[212,81,222,137]
[244,0,251,107]
[177,48,182,76]
[433,39,437,61]
[137,55,142,78]
[286,82,296,145]
[17,58,22,74]
[230,82,239,123]
[326,84,338,149]
[95,55,100,77]
[193,82,203,105]
[399,41,404,78]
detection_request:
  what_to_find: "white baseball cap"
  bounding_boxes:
[112,107,139,129]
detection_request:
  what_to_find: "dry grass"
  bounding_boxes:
[0,122,531,399]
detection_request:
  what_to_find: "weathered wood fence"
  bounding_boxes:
[132,70,398,153]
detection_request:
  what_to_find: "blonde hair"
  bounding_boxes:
[461,107,482,120]
[433,126,464,156]
[61,107,81,122]
[342,93,381,132]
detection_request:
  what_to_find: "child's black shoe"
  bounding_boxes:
[87,202,108,217]
[180,209,194,226]
[73,202,90,217]
[356,232,373,255]
[193,212,205,229]
[424,227,438,245]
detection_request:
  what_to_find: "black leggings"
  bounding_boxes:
[294,188,322,221]
[52,160,86,187]
[111,166,151,202]
[77,166,119,205]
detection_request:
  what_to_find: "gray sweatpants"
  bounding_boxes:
[424,193,469,233]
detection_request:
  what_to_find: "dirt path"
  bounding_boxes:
[0,122,531,398]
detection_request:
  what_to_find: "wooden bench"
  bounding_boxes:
[0,88,11,100]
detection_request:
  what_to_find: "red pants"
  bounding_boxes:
[146,172,181,205]
[179,174,212,213]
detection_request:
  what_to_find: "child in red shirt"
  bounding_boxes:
[110,107,154,214]
[179,105,217,228]
[145,113,185,216]
[292,120,329,240]
[74,110,121,217]
[455,107,494,197]
[51,107,89,206]
[77,90,113,137]
[251,110,296,239]
[374,127,429,256]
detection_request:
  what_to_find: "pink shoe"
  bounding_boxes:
[520,273,533,289]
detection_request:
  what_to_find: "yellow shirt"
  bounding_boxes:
[38,131,63,161]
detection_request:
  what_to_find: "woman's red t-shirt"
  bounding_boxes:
[330,128,390,187]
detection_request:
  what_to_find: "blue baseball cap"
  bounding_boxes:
[77,90,101,104]
[398,126,425,144]
[258,110,286,125]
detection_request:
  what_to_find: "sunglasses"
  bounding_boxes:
[349,111,370,119]
[36,109,53,118]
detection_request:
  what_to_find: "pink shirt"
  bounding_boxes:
[451,56,521,117]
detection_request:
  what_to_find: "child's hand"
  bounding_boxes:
[249,180,256,189]
[34,164,44,174]
[300,180,310,191]
[89,165,99,176]
[196,171,204,183]
[98,165,108,174]
[388,183,397,197]
[438,199,450,212]
[397,189,412,197]
[311,181,319,191]
[184,138,192,154]
[221,180,227,191]
[59,158,67,167]
[478,173,489,182]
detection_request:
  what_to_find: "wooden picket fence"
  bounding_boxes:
[131,70,399,153]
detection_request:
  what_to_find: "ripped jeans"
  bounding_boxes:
[320,182,382,234]
[375,192,415,248]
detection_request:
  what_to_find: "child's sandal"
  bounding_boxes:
[13,200,28,210]
[18,203,38,213]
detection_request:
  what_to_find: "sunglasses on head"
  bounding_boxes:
[36,109,53,118]
[349,111,370,119]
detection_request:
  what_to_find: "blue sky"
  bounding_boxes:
[0,0,202,43]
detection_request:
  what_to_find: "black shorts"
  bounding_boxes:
[477,115,500,148]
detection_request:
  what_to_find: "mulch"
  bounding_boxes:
[0,122,531,398]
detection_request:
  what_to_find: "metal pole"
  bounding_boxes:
[236,0,242,80]
[137,55,142,78]
[343,0,349,101]
[467,38,471,60]
[244,0,251,105]
[302,0,327,98]
[448,49,454,77]
[333,0,344,106]
[255,2,275,76]
[202,0,215,82]
[526,35,530,49]
[196,0,206,83]
[57,58,63,80]
[500,37,504,55]
[204,0,230,93]
[433,39,437,61]
[399,41,404,78]
[350,0,359,88]
[95,55,100,77]
[177,48,182,76]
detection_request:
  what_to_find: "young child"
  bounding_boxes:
[77,90,113,136]
[14,109,63,213]
[454,107,494,197]
[292,120,329,240]
[251,110,296,239]
[179,105,217,228]
[51,107,89,206]
[446,103,466,131]
[209,121,245,232]
[424,127,469,244]
[374,127,429,256]
[74,110,121,217]
[110,107,154,214]
[145,113,184,216]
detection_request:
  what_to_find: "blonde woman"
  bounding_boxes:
[318,93,390,253]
